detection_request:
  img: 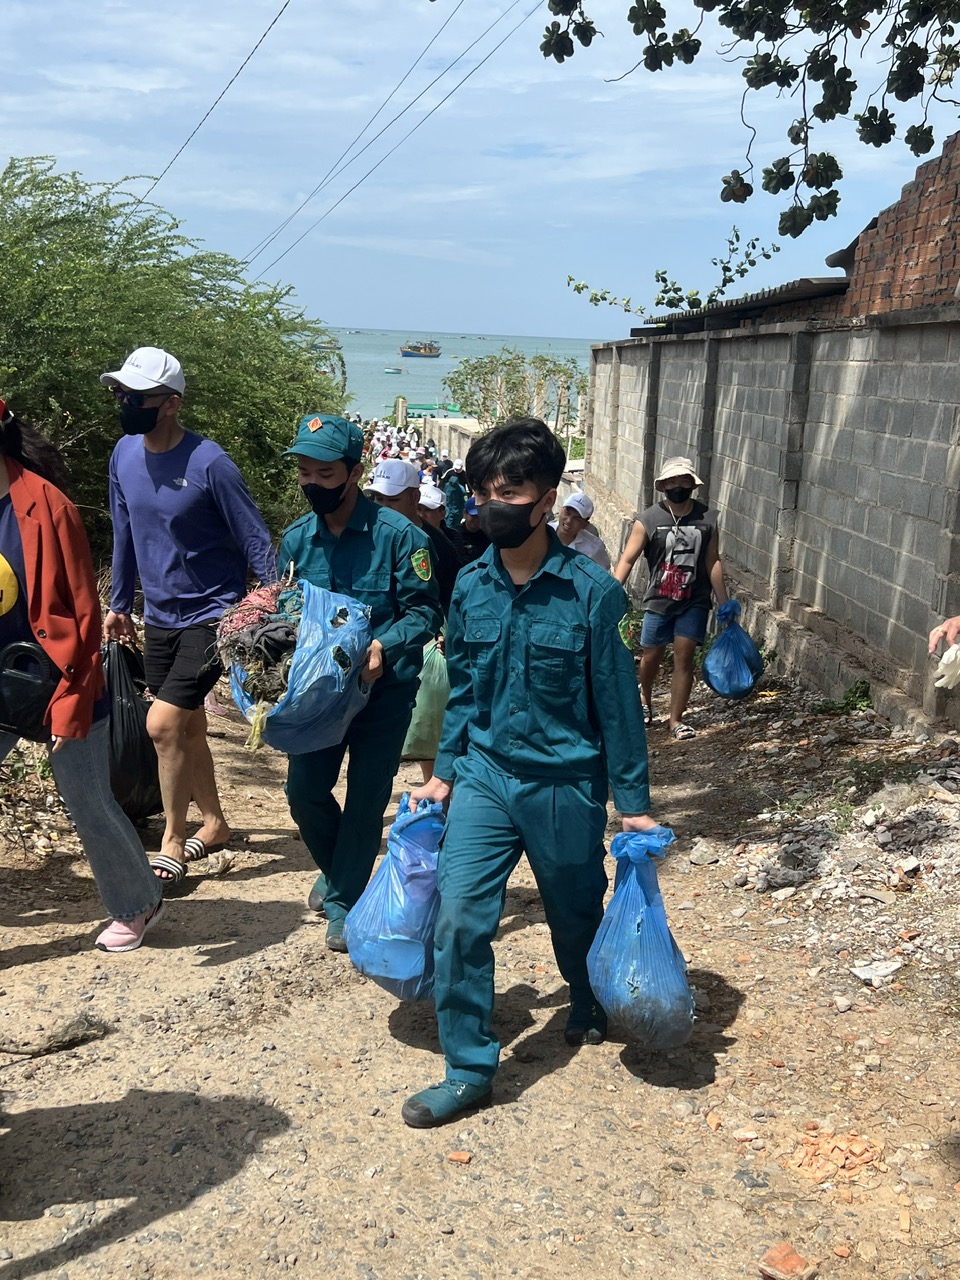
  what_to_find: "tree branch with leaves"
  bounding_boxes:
[568,225,780,316]
[540,0,959,236]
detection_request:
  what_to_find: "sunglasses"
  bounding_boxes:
[110,387,174,408]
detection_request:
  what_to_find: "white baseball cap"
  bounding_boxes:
[453,458,464,470]
[441,448,449,458]
[418,483,445,511]
[368,459,421,496]
[100,346,185,394]
[562,492,595,520]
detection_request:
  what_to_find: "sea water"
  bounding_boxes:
[329,326,597,419]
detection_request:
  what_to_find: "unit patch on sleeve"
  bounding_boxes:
[412,548,433,582]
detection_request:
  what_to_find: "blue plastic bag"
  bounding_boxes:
[230,580,373,754]
[344,794,445,1001]
[587,827,696,1049]
[702,601,764,700]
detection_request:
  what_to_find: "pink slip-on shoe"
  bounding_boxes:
[95,899,165,953]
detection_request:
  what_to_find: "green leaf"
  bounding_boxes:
[762,157,794,194]
[905,123,935,155]
[855,105,897,147]
[778,204,815,237]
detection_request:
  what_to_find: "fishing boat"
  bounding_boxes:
[400,339,441,358]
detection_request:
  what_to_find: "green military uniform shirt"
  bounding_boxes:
[434,531,650,814]
[278,493,442,688]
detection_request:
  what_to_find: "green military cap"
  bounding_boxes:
[284,414,364,464]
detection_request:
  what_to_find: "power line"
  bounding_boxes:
[136,0,295,210]
[244,0,470,264]
[255,0,544,279]
[245,0,525,267]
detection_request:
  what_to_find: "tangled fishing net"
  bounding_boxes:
[217,580,372,753]
[217,583,303,747]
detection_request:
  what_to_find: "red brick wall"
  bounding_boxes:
[841,131,960,317]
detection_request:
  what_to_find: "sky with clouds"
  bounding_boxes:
[4,0,959,338]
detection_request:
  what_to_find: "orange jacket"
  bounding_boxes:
[6,460,106,739]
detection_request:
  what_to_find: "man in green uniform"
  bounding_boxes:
[405,418,658,1127]
[279,415,442,951]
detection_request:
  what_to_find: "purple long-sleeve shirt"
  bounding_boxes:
[109,430,276,628]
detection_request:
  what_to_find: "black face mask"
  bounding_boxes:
[476,498,544,550]
[303,481,347,517]
[664,486,694,505]
[119,403,161,436]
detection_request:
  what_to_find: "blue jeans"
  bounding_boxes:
[0,717,162,922]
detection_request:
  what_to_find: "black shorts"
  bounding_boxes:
[143,623,223,711]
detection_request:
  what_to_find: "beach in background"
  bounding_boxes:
[330,327,597,420]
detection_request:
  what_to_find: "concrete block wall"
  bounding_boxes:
[657,348,705,463]
[586,309,960,725]
[791,321,960,700]
[614,346,651,512]
[711,334,792,585]
[588,349,617,493]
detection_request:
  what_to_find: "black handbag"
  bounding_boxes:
[0,641,61,742]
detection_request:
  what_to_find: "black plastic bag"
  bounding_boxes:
[102,642,163,821]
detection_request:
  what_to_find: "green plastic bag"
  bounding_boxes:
[401,640,450,760]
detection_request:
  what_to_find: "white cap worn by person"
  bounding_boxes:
[562,492,595,520]
[367,459,421,496]
[100,346,185,395]
[654,455,703,488]
[441,448,450,459]
[453,458,464,470]
[418,483,446,510]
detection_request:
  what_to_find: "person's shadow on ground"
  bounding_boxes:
[389,970,745,1103]
[0,1089,290,1280]
[0,895,306,972]
[618,968,745,1087]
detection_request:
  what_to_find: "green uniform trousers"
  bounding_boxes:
[286,680,417,924]
[434,753,609,1087]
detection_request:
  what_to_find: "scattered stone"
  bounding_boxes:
[833,996,852,1013]
[447,1151,472,1165]
[849,960,902,986]
[689,842,720,866]
[894,855,921,875]
[758,1241,819,1280]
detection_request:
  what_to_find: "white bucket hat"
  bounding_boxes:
[654,455,703,488]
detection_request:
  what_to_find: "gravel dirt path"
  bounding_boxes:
[2,675,959,1280]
